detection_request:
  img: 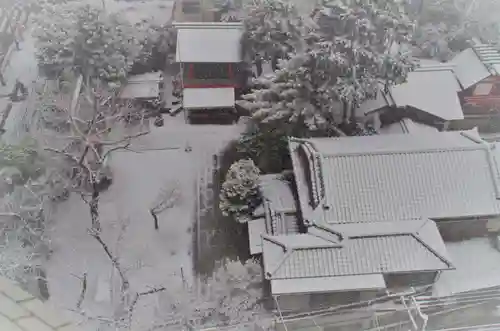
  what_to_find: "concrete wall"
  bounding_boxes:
[437,217,496,242]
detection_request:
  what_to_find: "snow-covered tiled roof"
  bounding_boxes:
[119,72,162,99]
[290,129,500,224]
[358,65,464,121]
[174,22,243,63]
[262,219,453,294]
[253,174,296,217]
[250,174,299,255]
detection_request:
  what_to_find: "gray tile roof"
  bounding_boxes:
[253,174,296,217]
[357,65,463,121]
[451,43,500,90]
[262,219,453,283]
[290,129,500,224]
[249,174,299,255]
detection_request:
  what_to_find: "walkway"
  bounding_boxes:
[0,277,85,331]
[0,16,38,144]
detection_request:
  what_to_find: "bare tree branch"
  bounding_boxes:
[88,228,129,295]
[76,272,87,309]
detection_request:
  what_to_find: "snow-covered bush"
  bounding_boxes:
[219,159,261,221]
[239,0,415,135]
[237,124,290,174]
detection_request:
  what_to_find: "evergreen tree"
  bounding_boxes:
[219,159,261,222]
[240,0,309,70]
[34,4,158,86]
[239,0,415,136]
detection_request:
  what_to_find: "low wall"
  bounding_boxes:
[0,277,86,331]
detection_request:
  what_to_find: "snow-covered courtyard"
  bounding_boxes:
[45,116,243,328]
[434,238,500,296]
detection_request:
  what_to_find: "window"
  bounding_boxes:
[182,1,201,14]
[191,63,231,80]
[474,83,494,96]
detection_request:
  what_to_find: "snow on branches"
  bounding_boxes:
[34,3,161,85]
[240,0,309,62]
[219,159,261,222]
[240,0,416,134]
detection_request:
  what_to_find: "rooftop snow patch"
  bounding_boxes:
[451,43,500,90]
[174,22,243,63]
[359,64,464,121]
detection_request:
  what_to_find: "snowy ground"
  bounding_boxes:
[434,238,500,296]
[45,116,243,329]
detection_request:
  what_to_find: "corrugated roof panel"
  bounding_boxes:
[472,43,500,75]
[451,48,491,89]
[119,81,159,99]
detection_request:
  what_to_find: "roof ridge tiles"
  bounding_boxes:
[412,225,455,269]
[319,145,486,158]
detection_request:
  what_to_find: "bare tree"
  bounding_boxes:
[40,79,150,232]
[73,223,271,331]
[149,181,181,230]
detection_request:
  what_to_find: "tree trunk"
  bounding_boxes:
[150,209,159,230]
[350,103,357,123]
[90,182,101,232]
[255,58,263,77]
[342,102,349,123]
[271,54,279,71]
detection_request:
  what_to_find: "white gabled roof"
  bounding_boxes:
[451,48,491,90]
[183,87,235,109]
[358,65,464,121]
[174,22,243,63]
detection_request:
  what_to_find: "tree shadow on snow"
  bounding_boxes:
[194,141,251,276]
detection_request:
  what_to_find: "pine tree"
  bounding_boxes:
[219,159,261,222]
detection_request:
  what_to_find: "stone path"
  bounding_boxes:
[0,277,85,331]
